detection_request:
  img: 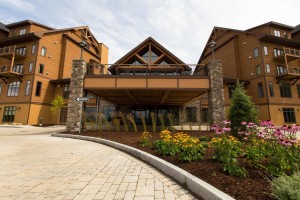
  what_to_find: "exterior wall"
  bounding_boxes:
[28,104,52,125]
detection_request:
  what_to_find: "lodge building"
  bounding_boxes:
[0,20,299,127]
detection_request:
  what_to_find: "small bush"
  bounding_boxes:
[272,173,300,200]
[199,136,210,142]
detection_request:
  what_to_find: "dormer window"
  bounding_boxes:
[19,29,26,35]
[274,30,281,37]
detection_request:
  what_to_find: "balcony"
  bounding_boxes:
[0,45,26,60]
[273,47,300,63]
[276,66,300,85]
[0,65,23,83]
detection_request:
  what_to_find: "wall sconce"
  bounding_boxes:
[278,108,283,112]
[297,109,300,112]
[57,84,60,88]
[16,106,21,110]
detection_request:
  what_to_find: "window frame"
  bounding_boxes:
[7,81,20,97]
[297,84,300,99]
[19,28,26,35]
[41,46,47,56]
[264,46,268,55]
[2,106,17,122]
[282,108,296,123]
[25,80,31,96]
[274,30,281,37]
[266,63,271,74]
[268,81,274,97]
[35,81,42,96]
[255,65,261,75]
[31,45,36,54]
[253,48,259,58]
[279,82,292,98]
[0,82,2,95]
[257,82,264,98]
[186,107,197,123]
[38,64,44,74]
[29,62,34,73]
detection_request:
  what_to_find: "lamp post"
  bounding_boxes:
[208,40,216,60]
[79,40,87,59]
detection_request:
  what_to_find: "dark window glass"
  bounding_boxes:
[63,84,70,98]
[201,108,208,123]
[228,84,236,98]
[283,108,296,123]
[274,49,284,58]
[276,66,287,76]
[0,83,2,95]
[258,83,264,98]
[268,81,274,97]
[39,64,44,74]
[103,106,115,122]
[279,83,292,98]
[256,65,261,75]
[186,107,197,122]
[297,85,300,98]
[2,106,16,122]
[35,81,42,96]
[59,107,68,123]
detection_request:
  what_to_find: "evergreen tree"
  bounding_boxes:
[50,95,65,125]
[229,81,258,135]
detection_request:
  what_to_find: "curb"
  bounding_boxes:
[52,133,235,200]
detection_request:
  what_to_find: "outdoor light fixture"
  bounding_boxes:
[208,40,216,60]
[79,39,87,59]
[278,108,283,112]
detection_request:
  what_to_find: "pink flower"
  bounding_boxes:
[241,122,247,125]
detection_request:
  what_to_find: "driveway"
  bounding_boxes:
[0,126,195,199]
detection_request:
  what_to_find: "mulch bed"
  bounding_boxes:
[64,130,275,200]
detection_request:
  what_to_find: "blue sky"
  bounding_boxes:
[0,0,299,64]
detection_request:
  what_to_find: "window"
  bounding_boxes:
[201,108,208,123]
[253,48,259,58]
[257,83,264,98]
[7,81,20,96]
[39,64,44,74]
[103,106,116,121]
[186,107,197,122]
[100,65,104,74]
[63,84,70,98]
[274,48,284,57]
[25,80,31,96]
[31,45,36,54]
[15,47,26,56]
[283,108,296,123]
[19,29,26,35]
[268,81,274,97]
[255,65,261,75]
[12,30,17,37]
[41,47,47,56]
[264,46,268,55]
[276,66,287,76]
[0,83,2,95]
[279,83,292,98]
[12,64,23,74]
[2,106,16,122]
[283,32,288,38]
[266,64,271,74]
[274,30,281,37]
[29,62,34,72]
[35,81,42,96]
[297,84,300,98]
[228,84,236,98]
[59,107,68,123]
[1,66,7,72]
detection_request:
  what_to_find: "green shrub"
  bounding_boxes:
[272,173,300,200]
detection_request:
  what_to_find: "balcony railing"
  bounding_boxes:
[86,63,207,76]
[273,47,300,62]
[0,45,26,60]
[0,65,24,78]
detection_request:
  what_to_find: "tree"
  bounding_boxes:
[229,81,258,136]
[50,95,65,125]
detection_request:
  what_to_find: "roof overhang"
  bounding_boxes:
[0,33,41,46]
[83,75,209,106]
[259,35,300,48]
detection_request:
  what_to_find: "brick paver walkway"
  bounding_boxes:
[0,126,196,199]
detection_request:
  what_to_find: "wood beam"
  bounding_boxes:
[160,91,171,104]
[182,92,207,106]
[124,90,140,105]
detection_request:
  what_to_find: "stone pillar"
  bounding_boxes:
[66,60,87,131]
[208,60,226,126]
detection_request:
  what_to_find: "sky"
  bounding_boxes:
[0,0,299,64]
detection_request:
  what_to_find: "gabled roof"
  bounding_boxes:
[246,21,294,32]
[109,37,190,72]
[0,22,9,32]
[5,19,54,30]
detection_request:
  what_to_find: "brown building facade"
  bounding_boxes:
[196,21,300,125]
[0,20,108,125]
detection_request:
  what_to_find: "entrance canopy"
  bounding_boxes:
[84,75,209,106]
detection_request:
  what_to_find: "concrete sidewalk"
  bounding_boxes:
[0,127,196,200]
[0,125,66,135]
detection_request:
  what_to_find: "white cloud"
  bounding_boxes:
[0,0,299,64]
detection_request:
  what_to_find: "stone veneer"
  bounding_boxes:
[207,60,226,126]
[66,60,87,131]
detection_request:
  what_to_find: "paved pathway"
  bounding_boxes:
[0,126,196,200]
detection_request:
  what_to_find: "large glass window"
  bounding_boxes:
[12,64,23,73]
[255,65,261,75]
[60,107,68,123]
[39,64,44,74]
[297,84,300,98]
[274,30,281,37]
[19,29,26,35]
[35,81,42,96]
[25,80,31,96]
[276,66,287,76]
[103,106,116,121]
[268,81,274,97]
[279,83,292,98]
[257,82,264,98]
[274,49,284,58]
[283,108,296,123]
[264,46,268,55]
[7,81,20,96]
[201,108,208,123]
[31,45,36,54]
[29,62,34,72]
[2,106,16,122]
[15,47,26,56]
[186,107,197,122]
